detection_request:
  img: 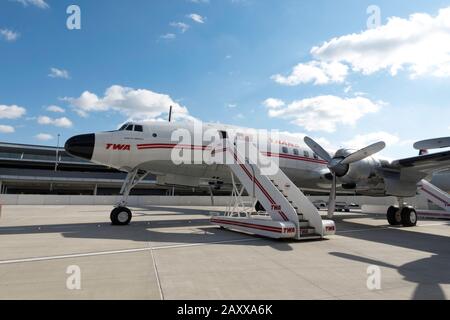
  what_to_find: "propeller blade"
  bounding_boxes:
[304,136,332,163]
[327,173,337,219]
[341,141,386,165]
[413,137,450,150]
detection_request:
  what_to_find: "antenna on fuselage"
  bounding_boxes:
[168,105,173,122]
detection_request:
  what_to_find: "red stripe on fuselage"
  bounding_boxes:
[136,144,327,165]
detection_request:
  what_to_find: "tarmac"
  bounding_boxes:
[0,205,449,300]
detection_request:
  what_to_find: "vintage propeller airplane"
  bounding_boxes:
[64,119,450,229]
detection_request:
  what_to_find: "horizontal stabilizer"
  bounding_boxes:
[414,137,450,150]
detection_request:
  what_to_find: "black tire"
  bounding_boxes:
[387,206,401,225]
[401,207,417,227]
[110,207,132,226]
[255,201,265,212]
[345,209,350,212]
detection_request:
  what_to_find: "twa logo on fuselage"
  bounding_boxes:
[106,143,131,151]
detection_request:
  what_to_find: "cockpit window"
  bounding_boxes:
[117,123,143,132]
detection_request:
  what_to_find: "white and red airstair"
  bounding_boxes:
[210,136,336,240]
[417,179,450,219]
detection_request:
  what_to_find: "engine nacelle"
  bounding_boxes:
[340,156,380,184]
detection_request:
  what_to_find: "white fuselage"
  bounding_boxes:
[82,121,385,195]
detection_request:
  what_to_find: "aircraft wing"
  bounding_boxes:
[388,150,450,174]
[378,150,450,197]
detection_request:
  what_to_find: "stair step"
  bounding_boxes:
[299,227,316,235]
[298,220,309,227]
[300,233,322,239]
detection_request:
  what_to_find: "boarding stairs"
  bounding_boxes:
[210,137,336,240]
[417,179,450,212]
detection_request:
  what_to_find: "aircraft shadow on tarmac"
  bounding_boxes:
[329,215,450,300]
[0,206,449,299]
[0,205,294,251]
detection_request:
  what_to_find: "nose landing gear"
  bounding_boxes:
[109,168,149,226]
[110,207,132,225]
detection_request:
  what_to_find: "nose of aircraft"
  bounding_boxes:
[64,134,95,160]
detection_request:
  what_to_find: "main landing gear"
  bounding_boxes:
[110,168,149,226]
[386,198,418,227]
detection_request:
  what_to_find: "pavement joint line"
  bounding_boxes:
[149,244,164,300]
[0,238,263,265]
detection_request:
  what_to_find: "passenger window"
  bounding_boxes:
[304,151,310,158]
[313,153,319,160]
[135,125,143,132]
[293,149,299,156]
[282,147,289,154]
[126,125,133,131]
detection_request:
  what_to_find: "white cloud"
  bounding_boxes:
[46,105,65,113]
[189,0,210,3]
[170,22,190,33]
[160,33,176,40]
[0,29,20,42]
[234,113,245,120]
[13,0,49,8]
[188,13,206,24]
[0,125,15,133]
[272,61,348,86]
[49,67,70,79]
[38,116,73,128]
[65,85,194,122]
[312,6,450,78]
[226,103,237,109]
[344,132,400,149]
[35,133,54,141]
[265,95,383,133]
[0,105,26,119]
[263,98,285,109]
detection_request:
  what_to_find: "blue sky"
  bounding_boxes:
[1,0,450,158]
